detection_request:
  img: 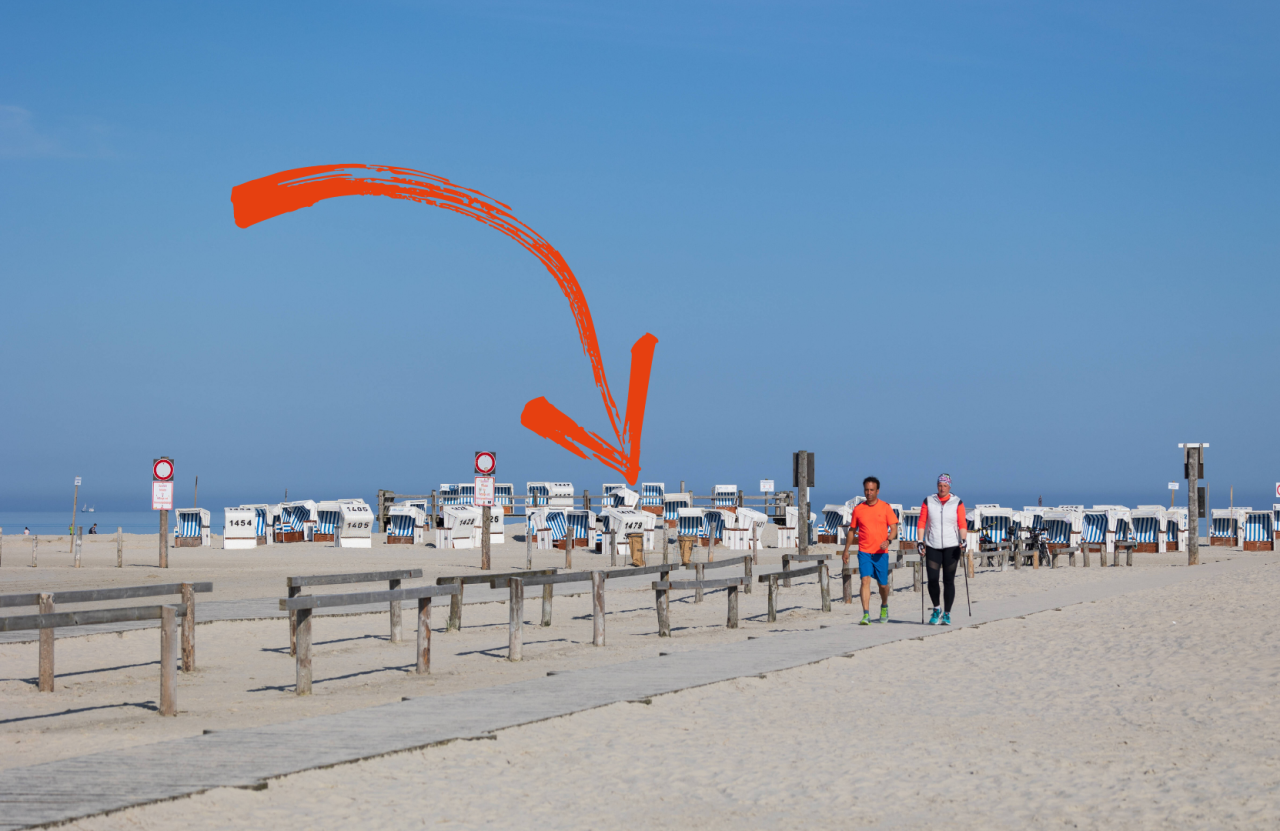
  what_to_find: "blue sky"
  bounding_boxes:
[1,1,1277,512]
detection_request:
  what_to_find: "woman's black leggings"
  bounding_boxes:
[925,546,962,612]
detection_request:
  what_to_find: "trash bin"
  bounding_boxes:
[175,508,210,548]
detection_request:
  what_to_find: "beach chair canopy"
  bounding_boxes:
[979,507,1013,542]
[899,508,921,542]
[819,504,851,536]
[640,483,665,507]
[1243,509,1272,542]
[664,493,692,521]
[713,485,738,507]
[176,508,210,537]
[495,484,514,506]
[387,503,426,537]
[677,507,706,537]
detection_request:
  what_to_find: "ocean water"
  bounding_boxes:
[0,511,170,536]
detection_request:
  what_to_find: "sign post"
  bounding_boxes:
[153,457,174,568]
[70,476,81,553]
[1178,444,1206,566]
[793,451,814,556]
[475,452,496,571]
[1168,481,1178,508]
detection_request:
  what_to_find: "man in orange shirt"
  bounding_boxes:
[840,476,899,624]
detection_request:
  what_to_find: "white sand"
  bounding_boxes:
[37,557,1278,830]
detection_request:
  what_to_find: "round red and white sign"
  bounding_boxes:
[474,451,496,476]
[153,458,174,481]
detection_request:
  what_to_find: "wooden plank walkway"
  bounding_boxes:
[0,560,1248,830]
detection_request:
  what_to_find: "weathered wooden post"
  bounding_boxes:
[38,593,54,692]
[782,555,792,588]
[694,562,705,603]
[655,583,671,637]
[160,605,177,716]
[608,530,617,567]
[430,490,438,537]
[1184,443,1203,566]
[819,561,831,612]
[508,577,523,662]
[74,526,83,568]
[727,582,739,629]
[541,583,553,626]
[526,516,534,570]
[795,450,812,558]
[480,505,491,571]
[566,533,574,570]
[31,535,37,568]
[288,582,301,656]
[767,574,779,623]
[116,527,123,568]
[159,508,169,569]
[591,571,605,646]
[295,607,313,695]
[180,583,195,672]
[389,577,403,643]
[743,555,753,594]
[844,565,855,604]
[913,559,922,593]
[662,522,669,564]
[416,597,432,674]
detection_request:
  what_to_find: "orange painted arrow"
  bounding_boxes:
[230,164,656,484]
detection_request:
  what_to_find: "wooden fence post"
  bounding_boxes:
[541,583,553,627]
[819,561,831,612]
[116,527,123,568]
[508,577,523,662]
[965,549,974,579]
[480,505,491,571]
[160,605,177,716]
[767,575,778,623]
[1081,545,1089,568]
[655,585,670,637]
[694,562,704,603]
[591,571,605,646]
[295,607,313,695]
[727,583,739,629]
[662,524,669,564]
[389,578,403,643]
[566,534,574,571]
[608,531,617,567]
[31,536,37,568]
[526,518,533,570]
[782,556,792,588]
[447,578,462,632]
[288,583,301,656]
[416,597,432,674]
[74,526,82,568]
[180,583,195,672]
[843,566,854,604]
[743,556,753,594]
[38,593,54,692]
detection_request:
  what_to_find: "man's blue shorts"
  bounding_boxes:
[857,551,890,585]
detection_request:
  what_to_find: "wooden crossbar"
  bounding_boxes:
[279,585,459,611]
[761,564,821,581]
[685,556,750,571]
[436,569,557,587]
[652,578,744,591]
[0,583,212,609]
[288,569,421,589]
[0,603,187,631]
[782,554,830,563]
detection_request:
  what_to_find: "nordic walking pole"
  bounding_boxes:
[962,547,972,617]
[919,544,926,625]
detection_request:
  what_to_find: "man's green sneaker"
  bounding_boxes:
[859,612,871,625]
[879,606,889,623]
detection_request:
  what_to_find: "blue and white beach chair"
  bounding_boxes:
[713,485,738,508]
[1130,506,1163,552]
[819,504,851,545]
[664,493,692,528]
[1243,509,1273,551]
[387,503,426,545]
[1210,508,1246,548]
[175,508,211,547]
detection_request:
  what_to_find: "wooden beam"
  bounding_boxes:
[159,605,177,716]
[278,584,459,611]
[0,582,213,609]
[289,569,422,588]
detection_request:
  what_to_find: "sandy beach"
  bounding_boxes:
[50,554,1279,831]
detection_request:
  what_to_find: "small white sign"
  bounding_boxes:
[1168,482,1179,490]
[75,476,82,486]
[152,481,174,510]
[759,479,775,493]
[474,476,496,507]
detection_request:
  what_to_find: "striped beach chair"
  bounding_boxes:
[818,504,851,545]
[387,504,425,544]
[1165,507,1188,551]
[440,485,462,506]
[315,502,341,543]
[1274,504,1280,544]
[979,507,1014,546]
[713,485,738,508]
[175,508,211,547]
[1082,509,1109,550]
[1210,508,1245,547]
[602,484,625,500]
[899,508,921,544]
[702,509,733,545]
[1022,507,1046,532]
[223,507,257,549]
[677,507,706,540]
[640,483,665,509]
[1243,509,1273,551]
[495,484,514,515]
[1130,506,1163,553]
[1041,510,1076,547]
[566,509,594,547]
[664,493,692,529]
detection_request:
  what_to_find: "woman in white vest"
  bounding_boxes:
[916,474,967,626]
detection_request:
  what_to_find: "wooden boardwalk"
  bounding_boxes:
[0,560,1243,830]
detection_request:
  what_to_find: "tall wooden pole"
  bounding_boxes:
[1187,445,1200,567]
[480,505,491,570]
[159,509,169,568]
[797,451,810,557]
[69,479,79,553]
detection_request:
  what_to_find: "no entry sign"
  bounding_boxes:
[153,458,174,482]
[474,451,496,476]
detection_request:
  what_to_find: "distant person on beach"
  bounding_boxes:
[918,474,967,626]
[23,527,29,535]
[89,524,97,534]
[840,476,898,625]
